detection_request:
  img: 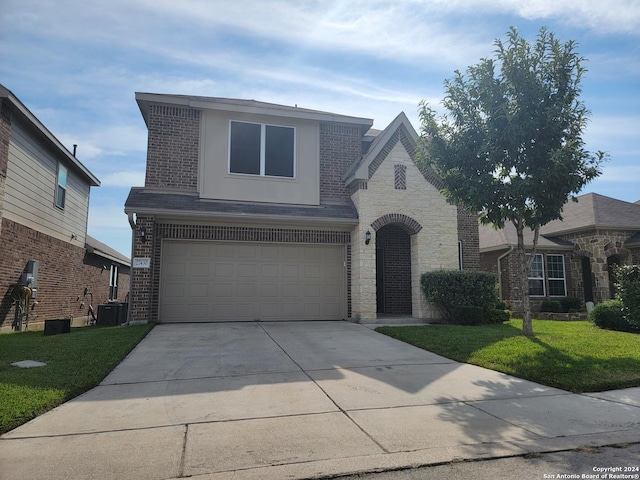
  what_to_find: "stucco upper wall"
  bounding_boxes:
[199,109,320,205]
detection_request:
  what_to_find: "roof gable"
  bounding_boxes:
[343,112,442,189]
[1,84,100,187]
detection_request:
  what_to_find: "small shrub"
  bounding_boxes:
[615,265,640,329]
[421,270,498,321]
[560,297,583,312]
[588,300,636,332]
[494,300,508,311]
[484,308,511,324]
[541,300,561,312]
[452,306,484,325]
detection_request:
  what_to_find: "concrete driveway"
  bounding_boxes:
[2,321,640,480]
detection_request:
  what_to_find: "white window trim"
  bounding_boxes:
[109,264,119,300]
[528,253,545,297]
[547,254,567,297]
[55,162,68,209]
[228,120,296,179]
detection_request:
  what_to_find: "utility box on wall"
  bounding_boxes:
[19,259,39,298]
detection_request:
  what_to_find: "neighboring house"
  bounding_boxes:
[480,193,640,314]
[0,85,130,332]
[125,93,479,324]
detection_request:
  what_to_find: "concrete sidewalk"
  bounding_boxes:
[1,321,639,480]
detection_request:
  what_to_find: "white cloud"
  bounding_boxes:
[584,115,640,148]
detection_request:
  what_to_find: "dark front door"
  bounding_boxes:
[375,225,412,315]
[581,257,594,303]
[376,247,385,313]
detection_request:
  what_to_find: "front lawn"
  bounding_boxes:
[376,320,640,393]
[0,324,154,434]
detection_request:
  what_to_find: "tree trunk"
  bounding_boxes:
[515,221,535,338]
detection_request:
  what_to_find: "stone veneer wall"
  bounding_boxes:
[145,105,200,191]
[129,221,352,323]
[556,229,637,304]
[350,141,458,321]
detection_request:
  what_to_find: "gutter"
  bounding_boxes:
[496,246,514,300]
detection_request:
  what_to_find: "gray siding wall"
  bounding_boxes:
[3,119,89,246]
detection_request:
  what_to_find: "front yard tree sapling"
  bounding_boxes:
[418,27,606,337]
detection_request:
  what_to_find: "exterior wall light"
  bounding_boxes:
[140,226,147,243]
[365,230,371,245]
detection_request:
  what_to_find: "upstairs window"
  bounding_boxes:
[229,121,295,178]
[55,163,68,209]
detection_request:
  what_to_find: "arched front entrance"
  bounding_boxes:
[581,256,594,303]
[376,225,411,315]
[371,214,422,317]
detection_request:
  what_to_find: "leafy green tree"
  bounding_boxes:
[418,27,606,337]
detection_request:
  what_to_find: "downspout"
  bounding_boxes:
[126,213,136,324]
[496,246,514,300]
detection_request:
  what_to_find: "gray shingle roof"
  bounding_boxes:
[479,222,574,252]
[125,188,358,222]
[541,193,640,235]
[480,193,640,252]
[85,235,130,265]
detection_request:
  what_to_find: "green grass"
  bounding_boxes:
[0,324,154,434]
[377,320,640,393]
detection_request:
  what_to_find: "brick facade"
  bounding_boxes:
[145,105,200,191]
[129,222,352,323]
[0,218,130,331]
[319,123,361,200]
[493,250,574,315]
[129,97,480,324]
[457,205,480,270]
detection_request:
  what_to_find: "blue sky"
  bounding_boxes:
[1,0,639,257]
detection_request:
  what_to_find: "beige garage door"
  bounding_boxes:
[160,241,346,322]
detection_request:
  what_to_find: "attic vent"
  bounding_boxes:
[394,164,406,190]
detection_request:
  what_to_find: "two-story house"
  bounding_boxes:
[0,85,130,332]
[125,93,479,324]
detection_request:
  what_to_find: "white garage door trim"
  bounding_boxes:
[159,240,346,322]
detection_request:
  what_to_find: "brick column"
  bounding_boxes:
[129,216,155,323]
